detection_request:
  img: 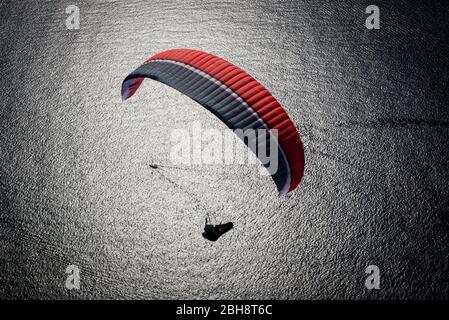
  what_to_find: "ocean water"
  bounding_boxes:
[0,0,448,299]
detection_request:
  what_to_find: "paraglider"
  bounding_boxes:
[202,217,234,242]
[122,49,305,241]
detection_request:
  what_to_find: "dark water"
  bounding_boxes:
[0,0,448,299]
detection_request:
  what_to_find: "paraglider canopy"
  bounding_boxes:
[122,48,305,196]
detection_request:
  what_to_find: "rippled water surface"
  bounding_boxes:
[0,0,448,299]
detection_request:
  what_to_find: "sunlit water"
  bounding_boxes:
[0,0,448,299]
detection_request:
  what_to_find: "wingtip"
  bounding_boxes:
[277,191,287,197]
